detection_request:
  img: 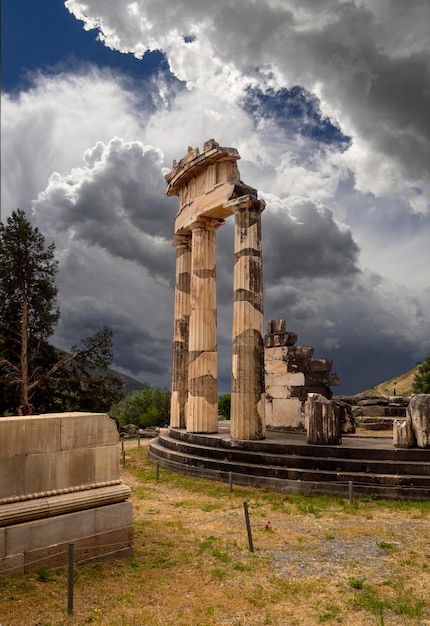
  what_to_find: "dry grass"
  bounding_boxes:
[360,367,417,397]
[1,439,430,626]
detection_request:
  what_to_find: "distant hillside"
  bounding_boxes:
[360,366,417,397]
[116,370,146,396]
[54,347,146,397]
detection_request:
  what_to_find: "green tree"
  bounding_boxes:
[115,384,170,428]
[412,354,430,394]
[34,327,124,414]
[0,209,123,415]
[218,394,231,420]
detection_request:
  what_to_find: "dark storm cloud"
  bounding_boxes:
[66,0,430,208]
[57,296,172,380]
[2,0,428,396]
[34,137,175,281]
[263,200,360,282]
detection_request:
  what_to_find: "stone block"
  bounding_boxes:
[267,320,286,334]
[25,445,120,495]
[0,553,24,575]
[0,455,26,500]
[0,528,5,558]
[71,526,134,564]
[306,358,332,372]
[304,372,339,386]
[266,385,291,400]
[264,347,283,362]
[265,360,288,375]
[264,332,297,348]
[266,398,303,429]
[393,420,415,448]
[95,502,133,533]
[359,406,387,418]
[283,346,314,360]
[265,373,274,386]
[23,526,134,572]
[273,372,305,387]
[59,413,118,450]
[93,445,121,483]
[25,449,92,495]
[306,394,341,445]
[5,508,97,555]
[0,415,61,457]
[1,446,120,503]
[265,345,314,363]
[407,395,430,448]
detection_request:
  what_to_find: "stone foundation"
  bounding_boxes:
[0,412,133,575]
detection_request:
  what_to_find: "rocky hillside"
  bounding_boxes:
[361,366,417,397]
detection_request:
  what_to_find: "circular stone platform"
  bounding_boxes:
[148,422,430,501]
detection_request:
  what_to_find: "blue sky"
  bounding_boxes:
[2,0,430,395]
[2,1,164,93]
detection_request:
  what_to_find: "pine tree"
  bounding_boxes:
[0,209,123,415]
[0,210,59,414]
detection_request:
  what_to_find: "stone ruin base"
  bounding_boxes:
[0,413,133,575]
[304,394,430,449]
[264,320,339,431]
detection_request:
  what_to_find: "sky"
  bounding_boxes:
[1,0,430,396]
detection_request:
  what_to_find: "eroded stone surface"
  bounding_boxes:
[407,394,430,448]
[305,393,342,445]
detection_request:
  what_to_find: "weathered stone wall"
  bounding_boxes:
[265,320,339,430]
[0,412,133,575]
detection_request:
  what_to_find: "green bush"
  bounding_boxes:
[218,394,231,419]
[412,354,430,394]
[113,383,170,428]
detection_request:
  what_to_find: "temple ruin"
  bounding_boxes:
[166,139,265,440]
[150,139,430,500]
[166,140,340,438]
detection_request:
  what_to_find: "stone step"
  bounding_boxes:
[167,426,430,463]
[158,431,430,478]
[148,437,430,501]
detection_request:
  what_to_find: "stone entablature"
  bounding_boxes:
[166,139,258,234]
[265,320,339,430]
[0,413,133,575]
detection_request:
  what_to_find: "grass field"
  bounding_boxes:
[1,440,429,625]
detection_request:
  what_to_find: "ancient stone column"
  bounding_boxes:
[230,200,266,440]
[170,233,191,428]
[165,140,266,438]
[305,393,342,445]
[187,218,222,433]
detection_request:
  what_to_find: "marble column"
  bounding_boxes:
[231,200,266,440]
[187,218,222,433]
[170,233,191,428]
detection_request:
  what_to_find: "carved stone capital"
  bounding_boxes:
[189,217,224,232]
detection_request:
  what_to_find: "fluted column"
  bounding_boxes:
[231,200,266,440]
[187,218,223,433]
[170,233,191,428]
